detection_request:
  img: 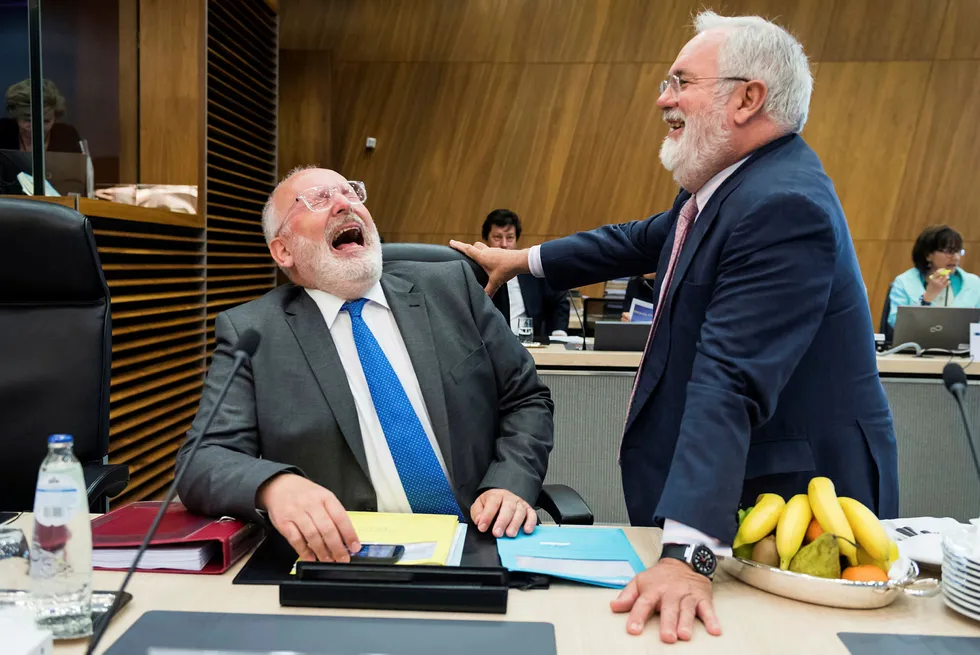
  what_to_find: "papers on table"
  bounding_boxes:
[497,526,645,588]
[92,543,217,571]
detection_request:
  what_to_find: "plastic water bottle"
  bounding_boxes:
[29,434,93,639]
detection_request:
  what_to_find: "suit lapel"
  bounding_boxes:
[283,288,370,478]
[381,275,457,482]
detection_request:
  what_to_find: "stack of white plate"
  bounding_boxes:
[941,526,980,622]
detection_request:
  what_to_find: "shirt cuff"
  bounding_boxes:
[528,245,545,278]
[662,519,733,558]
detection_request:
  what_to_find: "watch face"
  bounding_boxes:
[691,544,717,576]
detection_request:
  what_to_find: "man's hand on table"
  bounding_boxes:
[610,558,722,643]
[470,488,537,537]
[257,473,361,562]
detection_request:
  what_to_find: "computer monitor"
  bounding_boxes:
[893,306,980,352]
[0,149,89,196]
[593,321,651,352]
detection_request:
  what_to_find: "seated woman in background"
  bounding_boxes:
[888,225,980,327]
[0,79,81,152]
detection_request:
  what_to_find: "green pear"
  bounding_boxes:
[733,543,754,560]
[789,532,841,579]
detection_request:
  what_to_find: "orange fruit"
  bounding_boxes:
[804,518,823,543]
[842,565,890,582]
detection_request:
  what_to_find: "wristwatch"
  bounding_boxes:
[660,543,717,579]
[919,295,932,306]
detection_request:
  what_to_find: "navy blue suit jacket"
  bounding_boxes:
[539,134,899,542]
[492,274,570,338]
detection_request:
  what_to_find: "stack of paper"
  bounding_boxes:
[92,543,217,571]
[496,525,645,588]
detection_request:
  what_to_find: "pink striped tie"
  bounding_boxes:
[622,195,699,437]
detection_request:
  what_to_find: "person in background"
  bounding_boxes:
[482,209,569,339]
[887,225,980,327]
[0,79,81,153]
[621,273,657,321]
[176,167,554,563]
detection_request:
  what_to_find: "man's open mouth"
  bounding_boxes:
[666,118,685,132]
[331,224,365,251]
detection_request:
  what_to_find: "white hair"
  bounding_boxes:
[261,165,318,244]
[694,10,813,133]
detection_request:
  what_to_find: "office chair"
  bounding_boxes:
[0,198,129,512]
[382,243,593,525]
[879,283,894,344]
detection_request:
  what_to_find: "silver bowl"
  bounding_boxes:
[721,557,939,609]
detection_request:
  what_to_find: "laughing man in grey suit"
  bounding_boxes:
[175,167,554,563]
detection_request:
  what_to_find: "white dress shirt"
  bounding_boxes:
[305,284,452,514]
[506,276,528,333]
[529,157,749,553]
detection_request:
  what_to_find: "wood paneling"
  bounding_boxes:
[894,61,980,240]
[804,61,932,241]
[119,0,139,183]
[821,0,948,61]
[936,0,980,59]
[139,0,205,185]
[278,49,332,176]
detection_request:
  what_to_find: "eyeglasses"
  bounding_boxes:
[659,74,749,97]
[274,181,367,238]
[938,248,966,256]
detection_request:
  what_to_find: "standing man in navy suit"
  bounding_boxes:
[454,10,898,644]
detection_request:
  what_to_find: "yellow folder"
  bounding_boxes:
[348,512,460,566]
[290,511,460,572]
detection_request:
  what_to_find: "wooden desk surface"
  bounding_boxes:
[530,344,980,377]
[2,516,968,654]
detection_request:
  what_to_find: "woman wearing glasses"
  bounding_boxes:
[887,225,980,328]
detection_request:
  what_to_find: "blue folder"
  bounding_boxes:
[496,526,646,588]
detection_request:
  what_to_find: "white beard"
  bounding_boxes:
[659,101,734,192]
[290,216,383,300]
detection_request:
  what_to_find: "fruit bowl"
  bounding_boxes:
[721,556,939,609]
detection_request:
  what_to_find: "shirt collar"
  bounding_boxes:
[694,156,750,213]
[305,281,388,329]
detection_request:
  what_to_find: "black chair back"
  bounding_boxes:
[0,199,112,510]
[382,243,489,287]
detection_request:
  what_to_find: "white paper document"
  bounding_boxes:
[92,543,217,571]
[514,555,636,581]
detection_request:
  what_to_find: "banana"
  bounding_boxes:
[808,477,858,566]
[732,493,785,549]
[857,546,889,573]
[888,540,899,564]
[838,497,891,563]
[776,494,812,570]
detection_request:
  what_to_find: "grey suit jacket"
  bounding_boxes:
[175,260,555,523]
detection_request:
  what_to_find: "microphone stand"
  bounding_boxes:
[85,339,258,655]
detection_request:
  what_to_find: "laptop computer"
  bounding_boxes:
[892,306,980,351]
[593,320,651,352]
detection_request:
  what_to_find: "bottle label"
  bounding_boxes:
[34,473,81,527]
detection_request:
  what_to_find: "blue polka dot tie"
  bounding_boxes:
[341,299,464,519]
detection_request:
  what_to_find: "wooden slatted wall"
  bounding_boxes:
[206,0,279,357]
[93,214,207,505]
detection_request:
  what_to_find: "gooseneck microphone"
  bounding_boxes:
[942,362,980,483]
[85,330,261,655]
[567,290,587,350]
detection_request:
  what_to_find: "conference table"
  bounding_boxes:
[528,346,980,524]
[2,515,968,654]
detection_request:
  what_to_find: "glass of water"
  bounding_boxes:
[516,318,534,344]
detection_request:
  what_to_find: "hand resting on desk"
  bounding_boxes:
[257,473,361,563]
[471,488,537,538]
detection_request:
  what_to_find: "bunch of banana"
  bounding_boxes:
[840,496,895,567]
[732,493,785,549]
[808,477,858,566]
[775,494,812,570]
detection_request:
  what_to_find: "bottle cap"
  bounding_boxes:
[47,434,73,444]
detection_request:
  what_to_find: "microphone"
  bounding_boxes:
[567,290,587,350]
[942,362,980,483]
[85,330,261,655]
